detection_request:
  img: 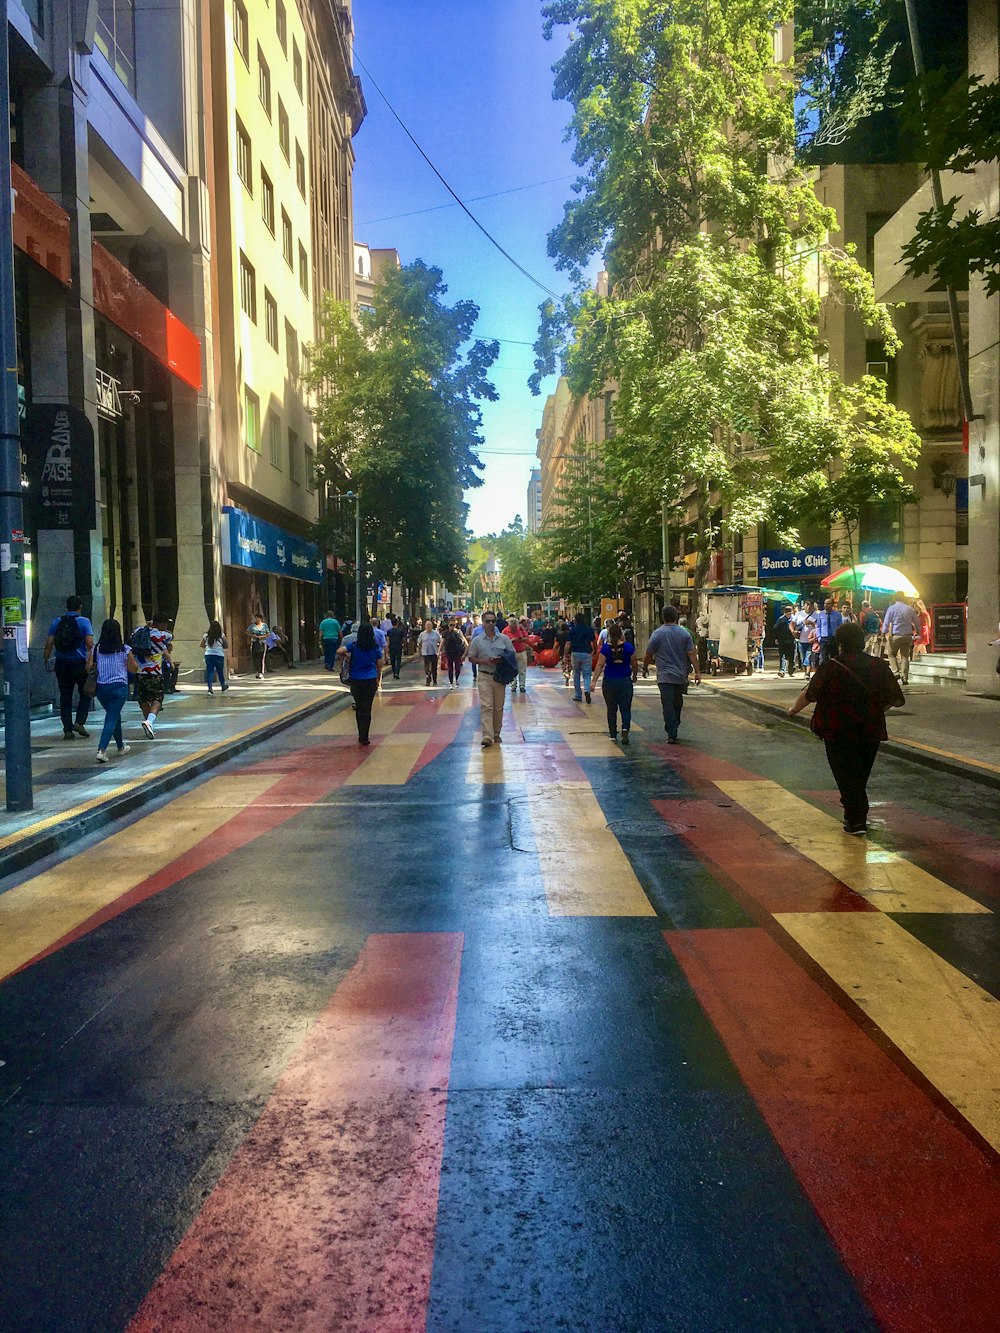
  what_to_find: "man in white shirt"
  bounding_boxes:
[465,612,514,747]
[881,597,920,682]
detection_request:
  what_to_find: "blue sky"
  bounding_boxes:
[350,0,582,538]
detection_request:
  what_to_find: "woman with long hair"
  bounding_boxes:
[913,598,932,656]
[592,621,637,744]
[336,621,384,745]
[88,619,139,762]
[201,620,229,692]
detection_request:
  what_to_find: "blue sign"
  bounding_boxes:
[758,546,830,579]
[221,506,323,583]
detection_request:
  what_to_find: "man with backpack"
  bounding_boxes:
[129,615,171,738]
[43,595,95,739]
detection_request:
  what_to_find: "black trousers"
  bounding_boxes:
[602,677,633,734]
[54,658,90,730]
[657,682,687,739]
[389,645,403,677]
[824,737,880,829]
[350,678,379,742]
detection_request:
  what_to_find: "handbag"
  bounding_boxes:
[339,651,351,684]
[493,652,518,686]
[83,663,98,697]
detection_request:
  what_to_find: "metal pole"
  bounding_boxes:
[354,491,362,624]
[661,499,670,602]
[902,0,976,427]
[0,29,32,811]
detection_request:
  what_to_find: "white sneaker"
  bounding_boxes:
[118,744,131,755]
[256,672,263,679]
[96,750,109,764]
[141,719,155,738]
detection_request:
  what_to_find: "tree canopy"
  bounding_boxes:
[307,261,499,594]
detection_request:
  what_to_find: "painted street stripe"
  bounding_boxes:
[655,798,877,916]
[438,690,474,714]
[530,783,656,917]
[775,911,1000,1153]
[309,702,412,737]
[667,927,1000,1333]
[465,741,587,787]
[343,733,432,786]
[0,775,282,983]
[128,932,463,1333]
[715,780,989,914]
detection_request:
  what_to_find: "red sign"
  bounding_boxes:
[11,162,72,287]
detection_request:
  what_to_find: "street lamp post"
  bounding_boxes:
[343,490,362,623]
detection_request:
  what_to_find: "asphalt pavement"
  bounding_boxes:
[1,658,998,1331]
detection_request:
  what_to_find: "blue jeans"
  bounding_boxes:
[796,641,812,671]
[571,651,592,698]
[96,682,128,751]
[323,638,339,670]
[658,681,687,740]
[205,655,226,689]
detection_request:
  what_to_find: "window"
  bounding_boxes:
[233,0,249,65]
[305,445,316,493]
[288,428,299,483]
[276,0,287,52]
[298,242,309,294]
[278,100,290,162]
[245,387,261,452]
[292,39,303,97]
[261,168,275,233]
[285,320,299,379]
[295,143,306,199]
[96,0,137,93]
[239,252,257,322]
[267,411,282,468]
[236,117,252,193]
[264,289,278,349]
[281,209,293,267]
[258,46,271,118]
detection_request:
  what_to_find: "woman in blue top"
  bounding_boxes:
[592,621,638,745]
[336,621,384,745]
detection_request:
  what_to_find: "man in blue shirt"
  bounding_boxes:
[564,611,597,702]
[644,605,701,743]
[43,595,95,738]
[814,598,844,665]
[881,596,920,682]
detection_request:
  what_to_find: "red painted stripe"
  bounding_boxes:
[654,797,875,914]
[667,927,1000,1332]
[128,932,463,1333]
[645,741,762,785]
[13,744,372,978]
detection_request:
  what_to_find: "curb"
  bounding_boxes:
[0,687,350,880]
[701,682,1000,792]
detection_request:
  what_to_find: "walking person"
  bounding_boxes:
[913,598,932,657]
[319,610,342,671]
[387,616,407,679]
[336,621,384,745]
[644,605,701,743]
[88,619,137,762]
[774,604,798,677]
[131,619,169,739]
[787,621,905,835]
[592,621,637,745]
[466,611,515,747]
[860,601,881,657]
[506,617,531,694]
[247,613,269,678]
[202,620,229,693]
[43,595,95,739]
[793,601,817,677]
[814,598,844,666]
[418,619,442,685]
[565,611,597,702]
[443,620,468,687]
[881,594,920,683]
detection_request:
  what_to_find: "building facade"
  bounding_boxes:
[526,467,542,534]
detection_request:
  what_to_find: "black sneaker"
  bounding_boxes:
[63,729,76,739]
[584,690,591,704]
[621,731,630,747]
[845,824,867,836]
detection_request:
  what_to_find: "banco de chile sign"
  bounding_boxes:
[758,546,831,578]
[221,506,323,583]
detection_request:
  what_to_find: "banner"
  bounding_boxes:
[21,403,96,531]
[221,506,323,583]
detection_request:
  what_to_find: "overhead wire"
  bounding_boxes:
[359,175,574,226]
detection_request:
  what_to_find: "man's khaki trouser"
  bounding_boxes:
[477,673,506,741]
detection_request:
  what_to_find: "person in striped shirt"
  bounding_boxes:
[88,620,139,762]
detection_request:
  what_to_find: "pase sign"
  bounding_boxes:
[21,403,96,531]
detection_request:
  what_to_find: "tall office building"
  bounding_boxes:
[526,468,542,534]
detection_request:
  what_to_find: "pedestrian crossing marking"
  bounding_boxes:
[438,691,475,714]
[529,784,656,917]
[343,734,431,786]
[715,780,989,915]
[309,703,412,737]
[466,745,538,785]
[0,775,283,982]
[776,911,1000,1153]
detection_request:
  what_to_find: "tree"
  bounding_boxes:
[468,521,550,613]
[534,0,920,588]
[307,261,499,596]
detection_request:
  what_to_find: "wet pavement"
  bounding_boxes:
[1,662,999,1331]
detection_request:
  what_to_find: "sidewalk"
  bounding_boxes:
[0,664,350,875]
[699,667,1000,789]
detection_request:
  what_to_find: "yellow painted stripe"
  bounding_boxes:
[0,774,282,981]
[466,745,540,786]
[529,783,655,917]
[309,702,411,737]
[438,690,474,714]
[777,912,1000,1152]
[716,780,988,914]
[0,692,335,854]
[891,737,1000,776]
[342,733,430,786]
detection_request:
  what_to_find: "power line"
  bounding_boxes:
[353,49,562,302]
[359,175,574,226]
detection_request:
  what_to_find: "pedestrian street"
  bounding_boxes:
[2,665,999,1332]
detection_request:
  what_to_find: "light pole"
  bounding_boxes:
[565,452,596,619]
[343,490,362,624]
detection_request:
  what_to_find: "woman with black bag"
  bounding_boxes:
[787,621,904,835]
[336,621,384,745]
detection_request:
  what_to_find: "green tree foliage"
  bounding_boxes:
[307,261,499,592]
[468,521,550,613]
[534,0,919,586]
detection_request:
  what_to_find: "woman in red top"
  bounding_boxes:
[506,618,532,694]
[787,621,904,835]
[913,598,932,656]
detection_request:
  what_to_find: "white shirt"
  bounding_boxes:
[418,630,441,656]
[466,630,512,664]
